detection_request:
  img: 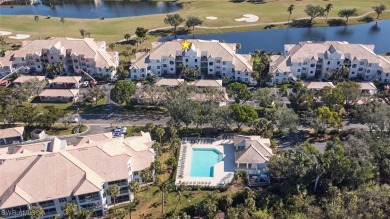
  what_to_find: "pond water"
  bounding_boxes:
[0,0,180,18]
[161,20,390,54]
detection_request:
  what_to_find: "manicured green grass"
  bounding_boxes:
[0,0,389,45]
[33,97,107,114]
[45,124,76,136]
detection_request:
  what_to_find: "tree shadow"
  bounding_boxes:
[358,16,374,23]
[264,24,276,29]
[247,0,267,4]
[228,0,246,3]
[289,19,312,28]
[370,22,381,32]
[326,19,346,26]
[149,29,173,37]
[336,26,353,36]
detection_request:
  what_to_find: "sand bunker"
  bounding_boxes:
[0,31,12,36]
[234,14,259,23]
[9,34,31,40]
[206,16,218,20]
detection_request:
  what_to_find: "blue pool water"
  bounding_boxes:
[190,149,222,177]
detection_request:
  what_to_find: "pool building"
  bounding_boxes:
[175,135,274,187]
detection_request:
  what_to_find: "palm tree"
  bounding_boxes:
[165,156,177,174]
[128,180,141,201]
[0,36,6,51]
[324,3,333,21]
[115,208,126,219]
[77,208,93,219]
[155,127,165,143]
[140,169,153,186]
[172,184,186,212]
[169,136,181,155]
[151,160,163,174]
[107,184,120,212]
[287,4,294,23]
[124,33,131,42]
[63,202,78,219]
[153,181,169,217]
[34,15,40,39]
[53,61,64,76]
[60,17,65,36]
[108,43,116,51]
[219,194,233,212]
[125,201,137,219]
[203,192,219,218]
[28,205,45,219]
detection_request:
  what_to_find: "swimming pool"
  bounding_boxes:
[190,148,222,177]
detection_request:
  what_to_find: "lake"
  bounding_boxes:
[0,0,180,18]
[162,20,390,54]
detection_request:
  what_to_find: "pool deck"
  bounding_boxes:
[175,139,236,187]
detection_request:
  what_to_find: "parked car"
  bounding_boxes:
[114,127,127,134]
[115,126,127,132]
[113,131,124,138]
[81,81,89,87]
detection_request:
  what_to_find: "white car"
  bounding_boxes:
[68,117,79,123]
[113,131,124,138]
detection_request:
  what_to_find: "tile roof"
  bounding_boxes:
[132,39,252,72]
[0,127,24,139]
[270,41,388,73]
[39,89,79,97]
[359,82,377,90]
[155,78,185,86]
[13,75,46,84]
[234,135,273,164]
[0,38,116,68]
[306,82,335,90]
[0,132,154,209]
[192,79,223,87]
[51,76,82,84]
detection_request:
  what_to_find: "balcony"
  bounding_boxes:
[78,197,101,204]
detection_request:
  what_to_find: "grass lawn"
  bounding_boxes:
[0,0,389,46]
[32,97,107,114]
[111,142,244,218]
[45,124,76,136]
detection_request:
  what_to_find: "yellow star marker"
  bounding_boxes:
[180,39,191,50]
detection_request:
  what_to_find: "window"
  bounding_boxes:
[365,75,369,79]
[367,69,370,73]
[209,62,213,66]
[169,61,174,65]
[51,56,53,59]
[327,61,330,65]
[298,63,301,66]
[386,73,389,77]
[209,69,213,72]
[157,66,160,69]
[378,70,382,74]
[37,65,41,68]
[170,68,173,71]
[223,61,226,65]
[337,61,340,65]
[360,61,364,65]
[303,61,307,65]
[141,69,145,72]
[245,78,248,82]
[352,71,355,74]
[59,198,67,203]
[60,57,63,60]
[385,79,388,82]
[157,60,160,63]
[195,59,197,63]
[35,59,39,62]
[326,68,329,71]
[310,64,315,67]
[352,64,357,68]
[310,71,313,74]
[302,67,307,71]
[284,72,287,75]
[358,68,363,71]
[133,171,139,176]
[185,59,188,62]
[297,69,301,72]
[163,64,167,67]
[216,60,221,63]
[237,71,241,74]
[29,56,33,59]
[133,69,136,73]
[142,74,145,77]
